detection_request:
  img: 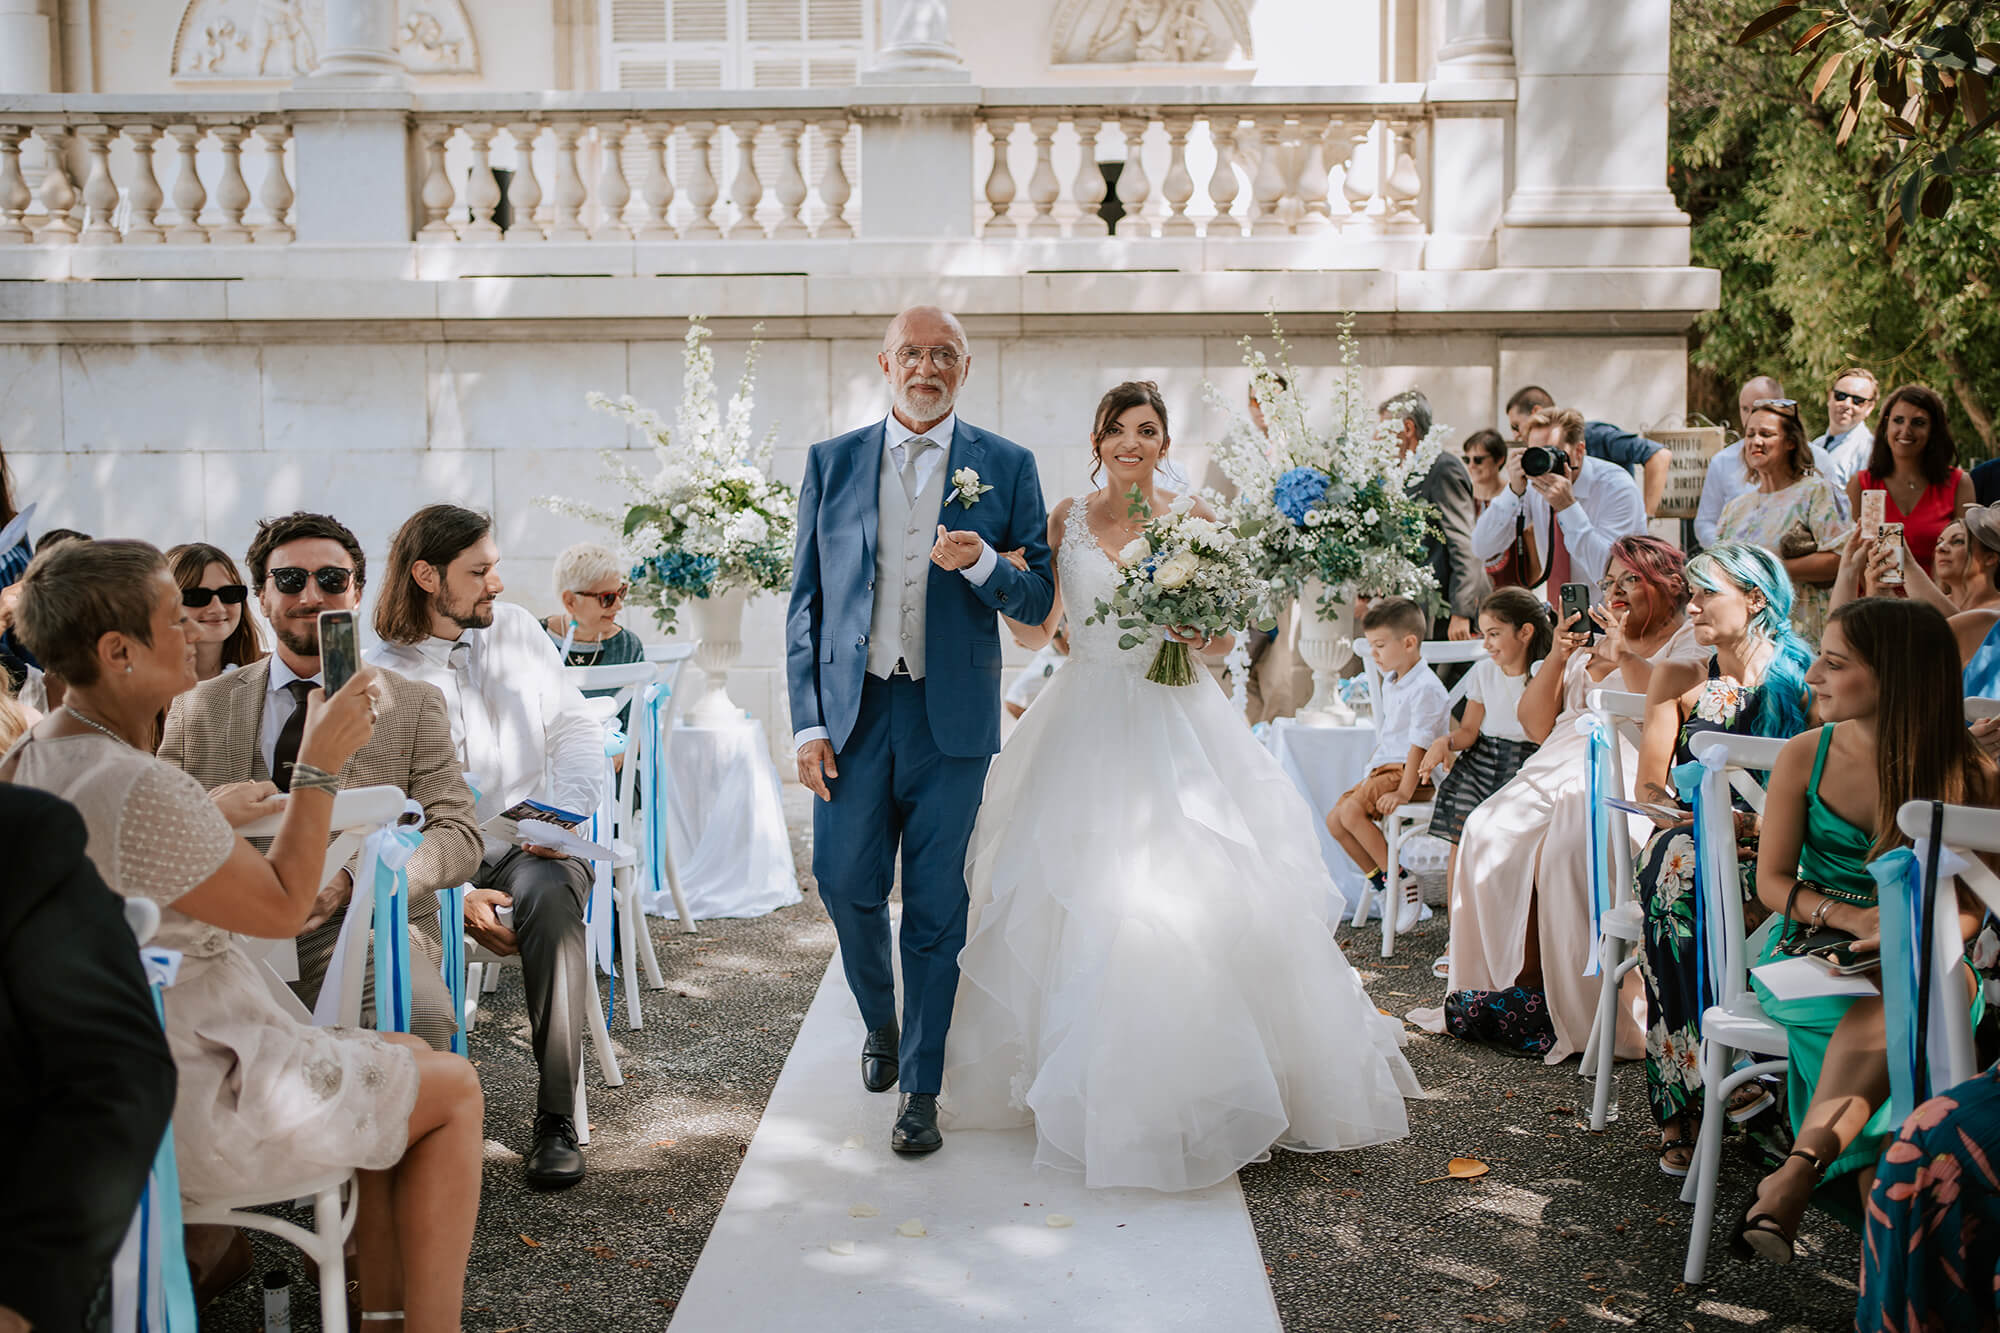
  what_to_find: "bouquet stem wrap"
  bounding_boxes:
[1147,638,1197,687]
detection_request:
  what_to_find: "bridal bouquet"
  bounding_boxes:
[1085,488,1272,687]
[1205,315,1445,618]
[543,319,796,631]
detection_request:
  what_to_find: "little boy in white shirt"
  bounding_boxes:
[1325,596,1452,931]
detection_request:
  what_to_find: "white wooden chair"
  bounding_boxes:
[1580,688,1646,1130]
[237,784,418,1029]
[1357,638,1487,957]
[1891,799,2000,1098]
[1681,731,1789,1284]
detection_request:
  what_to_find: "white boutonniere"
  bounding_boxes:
[949,467,994,508]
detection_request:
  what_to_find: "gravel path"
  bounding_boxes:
[211,789,1860,1331]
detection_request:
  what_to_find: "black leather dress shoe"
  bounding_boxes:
[862,1022,900,1093]
[524,1112,585,1190]
[891,1093,943,1155]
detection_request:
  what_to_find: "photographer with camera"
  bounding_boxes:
[1471,406,1649,613]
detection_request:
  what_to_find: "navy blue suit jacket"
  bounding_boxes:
[786,418,1055,758]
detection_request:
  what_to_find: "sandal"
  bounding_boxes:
[1726,1080,1776,1124]
[1657,1119,1694,1178]
[1730,1148,1826,1265]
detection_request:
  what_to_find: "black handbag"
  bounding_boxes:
[1773,878,1856,956]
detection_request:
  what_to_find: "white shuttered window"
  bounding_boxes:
[605,0,868,90]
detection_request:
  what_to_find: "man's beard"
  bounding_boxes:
[439,586,495,630]
[896,377,956,424]
[272,617,319,658]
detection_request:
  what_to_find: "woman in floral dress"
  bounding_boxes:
[1630,544,1814,1176]
[1716,399,1849,645]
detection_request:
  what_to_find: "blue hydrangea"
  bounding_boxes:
[647,550,719,594]
[1272,467,1332,527]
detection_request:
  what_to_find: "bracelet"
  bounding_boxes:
[1809,896,1832,931]
[289,762,342,795]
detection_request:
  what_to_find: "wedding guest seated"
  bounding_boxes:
[1845,383,1973,578]
[6,538,482,1332]
[0,785,177,1333]
[159,512,479,1052]
[1714,398,1848,643]
[1505,385,1673,518]
[1928,518,2000,615]
[167,542,266,682]
[1733,597,1994,1264]
[1325,596,1450,934]
[1472,407,1648,614]
[1446,536,1707,1062]
[1833,507,2000,700]
[371,505,606,1190]
[545,541,646,675]
[1857,1062,2000,1330]
[1626,544,1813,1177]
[1415,588,1551,940]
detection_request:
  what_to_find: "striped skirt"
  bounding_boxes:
[1428,734,1540,844]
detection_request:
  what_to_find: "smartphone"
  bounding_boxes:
[1559,582,1597,641]
[1878,522,1906,588]
[317,609,359,696]
[1809,939,1880,973]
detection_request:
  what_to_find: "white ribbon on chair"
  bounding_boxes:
[111,947,196,1333]
[313,800,426,1031]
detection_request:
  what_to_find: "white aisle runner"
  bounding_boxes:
[670,944,1285,1332]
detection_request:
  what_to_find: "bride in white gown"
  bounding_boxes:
[943,381,1422,1192]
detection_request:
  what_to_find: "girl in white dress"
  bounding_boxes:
[943,382,1421,1192]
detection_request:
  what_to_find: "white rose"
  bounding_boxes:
[1181,517,1220,543]
[1304,510,1324,527]
[953,467,977,489]
[1170,492,1196,516]
[1118,537,1152,566]
[1362,507,1380,525]
[671,503,690,520]
[1154,551,1200,589]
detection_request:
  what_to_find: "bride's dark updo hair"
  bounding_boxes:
[1090,380,1170,483]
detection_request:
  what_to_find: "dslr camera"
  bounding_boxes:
[1520,444,1570,477]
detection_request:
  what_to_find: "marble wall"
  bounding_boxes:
[0,321,1689,754]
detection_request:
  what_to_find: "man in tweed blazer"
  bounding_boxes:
[158,513,481,1051]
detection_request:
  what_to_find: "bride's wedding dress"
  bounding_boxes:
[943,492,1422,1192]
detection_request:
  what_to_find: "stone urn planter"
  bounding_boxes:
[1294,577,1357,725]
[689,585,751,726]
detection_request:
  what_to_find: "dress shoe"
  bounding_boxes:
[862,1022,900,1093]
[524,1112,585,1190]
[891,1093,943,1155]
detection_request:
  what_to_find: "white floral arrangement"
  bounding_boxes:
[1204,314,1447,620]
[1085,487,1274,686]
[542,318,796,631]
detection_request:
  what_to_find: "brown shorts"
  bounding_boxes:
[1339,763,1435,813]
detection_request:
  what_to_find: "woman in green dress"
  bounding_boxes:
[1734,596,1995,1263]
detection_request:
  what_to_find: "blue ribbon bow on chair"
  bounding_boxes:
[1673,752,1724,1014]
[1577,713,1612,976]
[638,680,672,907]
[112,947,197,1333]
[324,800,426,1034]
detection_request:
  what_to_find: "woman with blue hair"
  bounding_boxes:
[1628,542,1816,1177]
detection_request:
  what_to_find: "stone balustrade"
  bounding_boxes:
[0,85,1448,268]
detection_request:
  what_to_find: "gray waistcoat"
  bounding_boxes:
[868,442,948,679]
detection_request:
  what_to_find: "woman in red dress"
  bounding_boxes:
[1845,383,1974,576]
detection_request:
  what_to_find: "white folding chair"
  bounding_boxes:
[1580,688,1646,1130]
[1891,799,2000,1096]
[1356,638,1487,957]
[237,785,417,1029]
[638,643,697,937]
[1681,731,1789,1284]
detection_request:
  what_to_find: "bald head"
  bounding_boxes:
[879,305,971,432]
[1738,375,1785,430]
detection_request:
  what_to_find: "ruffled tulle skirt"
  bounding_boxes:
[942,658,1422,1192]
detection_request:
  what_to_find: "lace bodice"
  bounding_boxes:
[1059,491,1165,677]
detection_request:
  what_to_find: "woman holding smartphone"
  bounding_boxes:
[1627,544,1814,1177]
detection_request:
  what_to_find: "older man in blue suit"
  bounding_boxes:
[788,306,1055,1155]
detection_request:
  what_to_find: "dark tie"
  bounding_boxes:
[271,678,315,792]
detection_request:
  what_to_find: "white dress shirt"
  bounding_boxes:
[1695,439,1846,547]
[1808,422,1874,495]
[1470,456,1648,590]
[792,412,1001,753]
[1369,661,1451,771]
[368,600,604,844]
[261,655,322,779]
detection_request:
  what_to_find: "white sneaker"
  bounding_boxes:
[1393,876,1427,934]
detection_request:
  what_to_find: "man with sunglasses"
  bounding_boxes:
[1807,366,1879,493]
[159,512,481,1057]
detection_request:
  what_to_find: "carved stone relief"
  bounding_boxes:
[1050,0,1253,66]
[171,0,479,79]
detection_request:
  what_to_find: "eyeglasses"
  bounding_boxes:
[1830,389,1875,406]
[577,585,627,610]
[181,584,248,608]
[1751,397,1799,412]
[893,345,962,371]
[268,566,355,596]
[1597,572,1645,594]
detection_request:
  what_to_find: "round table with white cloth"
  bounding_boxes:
[645,715,802,921]
[1260,716,1382,918]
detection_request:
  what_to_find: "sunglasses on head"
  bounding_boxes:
[268,566,355,596]
[181,584,248,608]
[1751,397,1799,413]
[578,585,627,610]
[1830,389,1875,406]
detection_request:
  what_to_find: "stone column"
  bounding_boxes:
[1498,0,1689,267]
[315,0,404,85]
[1435,0,1513,81]
[863,0,971,84]
[0,0,55,93]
